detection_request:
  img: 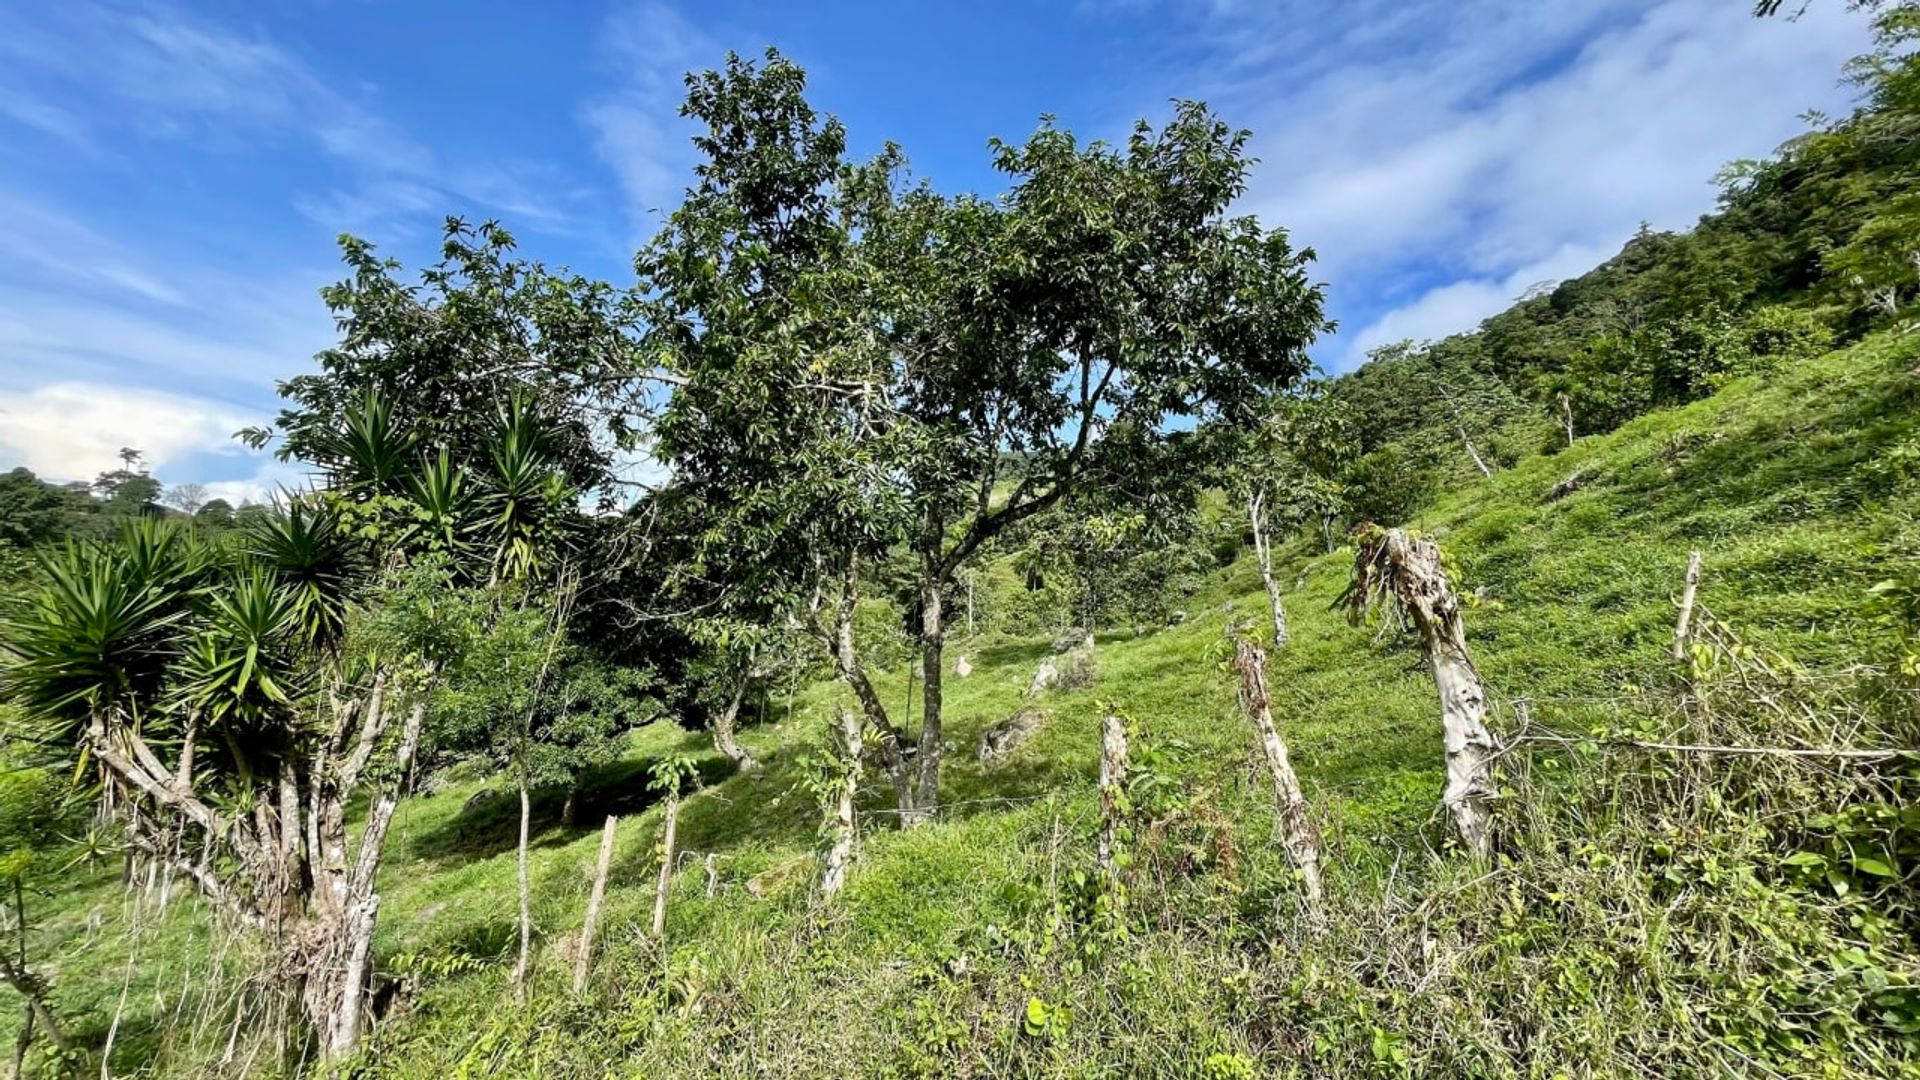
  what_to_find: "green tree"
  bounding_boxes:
[90,448,161,517]
[1224,383,1355,646]
[645,52,1328,823]
[193,498,235,529]
[0,753,84,1073]
[250,219,652,503]
[0,468,87,548]
[0,383,594,1062]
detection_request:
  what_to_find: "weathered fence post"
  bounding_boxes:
[1231,638,1325,916]
[1350,528,1500,858]
[572,814,620,993]
[1672,550,1704,661]
[1097,715,1130,881]
[651,793,680,939]
[820,708,862,897]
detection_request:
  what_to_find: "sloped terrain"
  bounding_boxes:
[9,330,1920,1076]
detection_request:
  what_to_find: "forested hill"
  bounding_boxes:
[3,5,1920,1080]
[1327,14,1920,519]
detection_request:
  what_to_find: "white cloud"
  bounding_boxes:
[203,459,315,508]
[582,2,722,243]
[1099,0,1872,369]
[0,383,263,482]
[1339,244,1611,367]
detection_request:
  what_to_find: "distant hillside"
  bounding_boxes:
[1327,14,1920,522]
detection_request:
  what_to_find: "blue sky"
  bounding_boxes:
[0,0,1873,503]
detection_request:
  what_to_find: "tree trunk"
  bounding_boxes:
[83,670,428,1067]
[1230,638,1325,917]
[511,781,532,1000]
[8,1004,30,1080]
[323,896,380,1060]
[709,679,759,772]
[573,814,619,994]
[1096,715,1129,883]
[560,785,581,829]
[1369,531,1499,858]
[1249,492,1289,648]
[820,709,862,897]
[1458,424,1493,478]
[651,789,680,939]
[307,694,429,1063]
[909,571,946,827]
[1672,550,1704,662]
[822,556,913,811]
[1558,393,1576,446]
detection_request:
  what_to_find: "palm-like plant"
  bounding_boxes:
[404,448,478,562]
[0,540,187,741]
[481,395,576,583]
[309,389,416,498]
[173,570,305,750]
[242,499,359,651]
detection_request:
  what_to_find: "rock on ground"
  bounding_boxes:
[977,707,1048,763]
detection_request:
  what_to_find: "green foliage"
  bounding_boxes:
[1340,444,1436,528]
[0,751,82,884]
[258,219,637,499]
[1330,18,1920,483]
[648,754,700,797]
[0,467,93,548]
[646,48,1327,681]
[15,13,1920,1078]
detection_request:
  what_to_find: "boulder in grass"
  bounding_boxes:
[978,707,1048,763]
[1050,628,1088,654]
[1056,646,1097,691]
[1026,660,1059,697]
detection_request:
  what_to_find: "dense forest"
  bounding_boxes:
[3,2,1920,1077]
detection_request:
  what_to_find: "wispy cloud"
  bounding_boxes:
[0,183,332,394]
[1090,0,1870,369]
[581,2,724,244]
[0,3,581,236]
[0,193,191,306]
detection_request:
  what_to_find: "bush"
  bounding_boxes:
[1342,444,1437,527]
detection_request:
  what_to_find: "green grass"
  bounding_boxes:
[7,330,1920,1076]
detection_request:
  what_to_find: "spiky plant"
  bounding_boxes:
[403,447,479,563]
[173,570,306,749]
[241,498,360,651]
[481,394,577,584]
[0,538,187,742]
[308,388,416,498]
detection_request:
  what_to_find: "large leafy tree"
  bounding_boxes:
[0,468,90,549]
[250,219,655,504]
[644,52,1329,823]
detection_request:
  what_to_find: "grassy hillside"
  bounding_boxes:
[9,329,1920,1076]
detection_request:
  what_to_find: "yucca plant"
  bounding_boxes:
[480,394,577,584]
[307,388,416,498]
[0,539,186,742]
[242,498,359,651]
[403,447,479,563]
[0,518,439,1064]
[173,570,304,737]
